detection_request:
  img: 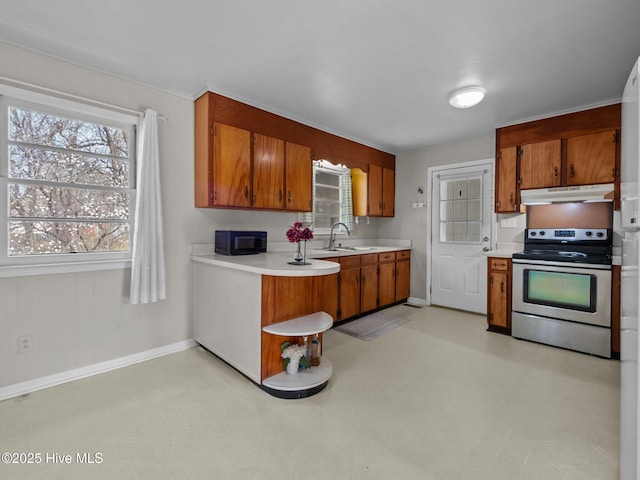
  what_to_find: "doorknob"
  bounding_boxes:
[483,237,489,242]
[482,247,490,252]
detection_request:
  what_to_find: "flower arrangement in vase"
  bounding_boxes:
[281,342,309,374]
[285,221,313,265]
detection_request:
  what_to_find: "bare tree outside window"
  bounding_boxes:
[7,106,132,256]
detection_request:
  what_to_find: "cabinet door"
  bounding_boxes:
[519,139,561,189]
[395,259,410,302]
[285,142,312,211]
[379,261,396,307]
[566,130,617,186]
[351,168,368,216]
[488,271,509,329]
[382,168,395,217]
[213,123,251,207]
[495,147,518,213]
[360,265,379,313]
[339,267,361,320]
[368,164,383,216]
[253,133,285,209]
[321,272,339,323]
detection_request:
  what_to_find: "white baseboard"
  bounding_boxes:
[407,297,428,306]
[0,339,198,402]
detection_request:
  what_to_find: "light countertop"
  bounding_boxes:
[190,252,340,277]
[305,245,410,259]
[483,242,522,259]
[190,240,411,276]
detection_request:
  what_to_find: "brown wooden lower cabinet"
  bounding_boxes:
[339,257,361,321]
[487,257,512,334]
[394,250,411,302]
[327,250,411,322]
[378,261,396,307]
[361,263,379,312]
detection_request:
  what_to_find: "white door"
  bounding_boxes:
[430,162,493,313]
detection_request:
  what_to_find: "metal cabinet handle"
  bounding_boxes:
[500,281,504,294]
[278,190,283,202]
[554,166,558,178]
[244,186,249,198]
[569,164,575,177]
[288,191,292,203]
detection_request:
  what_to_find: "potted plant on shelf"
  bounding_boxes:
[286,221,313,265]
[281,342,307,374]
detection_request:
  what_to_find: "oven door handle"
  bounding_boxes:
[511,258,611,270]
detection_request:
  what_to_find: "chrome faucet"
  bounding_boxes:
[328,222,351,250]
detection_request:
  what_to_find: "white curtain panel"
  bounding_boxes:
[130,109,166,304]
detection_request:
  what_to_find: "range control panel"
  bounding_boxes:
[525,228,609,241]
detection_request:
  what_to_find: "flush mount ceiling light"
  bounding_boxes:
[448,86,486,109]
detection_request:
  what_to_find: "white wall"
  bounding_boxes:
[378,136,497,302]
[0,43,379,392]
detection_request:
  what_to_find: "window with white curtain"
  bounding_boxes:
[0,91,137,272]
[305,161,353,235]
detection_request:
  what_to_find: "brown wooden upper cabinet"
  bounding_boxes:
[519,139,561,190]
[518,132,617,190]
[494,104,621,213]
[565,130,618,186]
[495,146,518,213]
[366,164,395,217]
[197,121,312,211]
[285,142,313,211]
[211,123,252,208]
[195,91,395,210]
[253,132,285,209]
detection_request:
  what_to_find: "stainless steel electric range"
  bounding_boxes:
[511,228,613,357]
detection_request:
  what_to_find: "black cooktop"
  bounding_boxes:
[513,228,613,265]
[512,248,612,265]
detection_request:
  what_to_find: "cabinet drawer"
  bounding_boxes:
[396,250,410,260]
[489,258,510,271]
[339,255,361,268]
[379,252,395,263]
[360,253,379,265]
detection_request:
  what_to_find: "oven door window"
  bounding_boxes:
[523,269,596,312]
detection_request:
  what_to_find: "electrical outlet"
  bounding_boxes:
[17,335,33,354]
[500,217,517,228]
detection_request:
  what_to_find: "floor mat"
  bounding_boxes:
[333,310,410,340]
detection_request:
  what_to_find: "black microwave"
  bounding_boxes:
[215,230,267,255]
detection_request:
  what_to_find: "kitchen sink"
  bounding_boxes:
[320,246,378,252]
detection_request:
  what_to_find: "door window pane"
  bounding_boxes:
[439,174,483,243]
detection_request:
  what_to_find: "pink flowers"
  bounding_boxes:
[286,222,313,243]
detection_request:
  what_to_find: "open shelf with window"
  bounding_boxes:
[311,163,350,233]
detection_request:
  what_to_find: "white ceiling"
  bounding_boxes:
[1,0,639,154]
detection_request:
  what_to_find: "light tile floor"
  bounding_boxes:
[0,305,620,479]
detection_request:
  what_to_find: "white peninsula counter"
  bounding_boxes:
[191,250,339,398]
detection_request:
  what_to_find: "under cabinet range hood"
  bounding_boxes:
[519,183,615,204]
